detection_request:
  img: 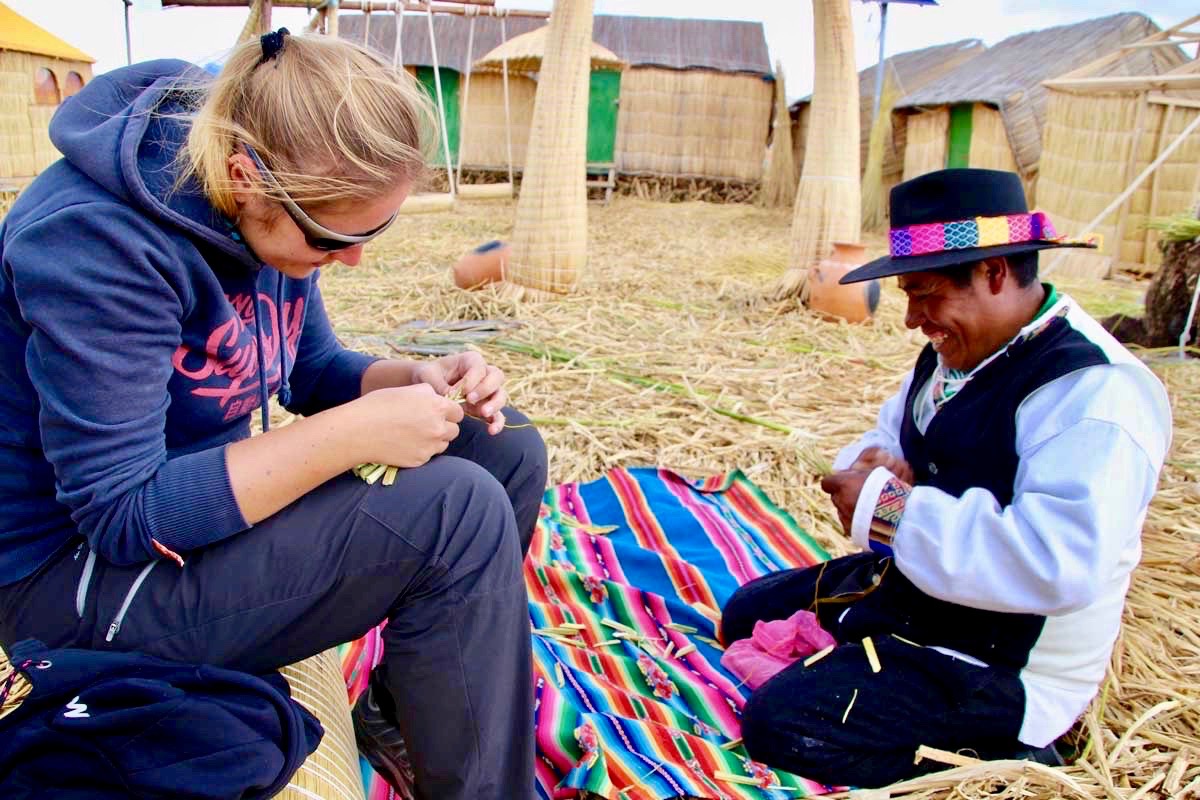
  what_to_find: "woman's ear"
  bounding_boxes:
[227,152,259,211]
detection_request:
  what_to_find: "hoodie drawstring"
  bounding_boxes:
[275,279,292,408]
[251,289,272,434]
[249,277,293,434]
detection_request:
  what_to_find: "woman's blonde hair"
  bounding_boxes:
[179,33,434,217]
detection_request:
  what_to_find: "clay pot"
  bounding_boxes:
[806,242,881,324]
[452,240,510,289]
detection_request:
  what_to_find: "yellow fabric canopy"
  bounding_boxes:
[0,1,95,63]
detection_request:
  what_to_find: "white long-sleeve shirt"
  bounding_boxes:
[833,294,1172,746]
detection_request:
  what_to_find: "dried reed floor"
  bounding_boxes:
[321,197,1198,800]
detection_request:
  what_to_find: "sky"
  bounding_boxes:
[6,0,1196,101]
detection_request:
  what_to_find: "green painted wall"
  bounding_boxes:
[417,66,460,166]
[946,103,973,169]
[587,70,621,165]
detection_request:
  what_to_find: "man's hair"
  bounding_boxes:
[944,251,1039,288]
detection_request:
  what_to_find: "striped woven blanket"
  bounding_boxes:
[340,467,831,800]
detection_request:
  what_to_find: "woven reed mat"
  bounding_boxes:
[278,648,365,800]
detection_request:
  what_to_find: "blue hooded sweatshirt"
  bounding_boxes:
[0,60,379,585]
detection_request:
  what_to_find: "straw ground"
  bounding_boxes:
[321,195,1199,800]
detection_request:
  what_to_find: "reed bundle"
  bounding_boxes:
[503,0,596,297]
[758,62,798,210]
[775,0,861,301]
[861,73,899,232]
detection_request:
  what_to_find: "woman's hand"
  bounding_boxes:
[350,383,464,467]
[411,352,508,435]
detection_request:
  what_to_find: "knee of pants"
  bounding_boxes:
[741,686,840,786]
[499,409,549,553]
[363,457,523,581]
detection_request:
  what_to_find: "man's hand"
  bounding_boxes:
[820,469,871,536]
[850,446,914,485]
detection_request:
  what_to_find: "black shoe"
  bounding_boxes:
[351,677,416,799]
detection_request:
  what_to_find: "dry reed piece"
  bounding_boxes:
[775,0,861,301]
[502,0,596,297]
[758,62,798,209]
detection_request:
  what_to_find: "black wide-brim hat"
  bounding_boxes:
[840,168,1098,284]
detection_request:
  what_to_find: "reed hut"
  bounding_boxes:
[1037,15,1198,279]
[343,13,775,182]
[0,1,94,182]
[894,13,1171,194]
[789,38,985,188]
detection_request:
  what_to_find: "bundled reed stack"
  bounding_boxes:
[861,71,898,231]
[758,62,798,209]
[775,0,860,301]
[503,0,596,297]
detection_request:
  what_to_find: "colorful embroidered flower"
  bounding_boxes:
[583,576,608,603]
[573,723,601,768]
[550,533,565,551]
[745,759,780,789]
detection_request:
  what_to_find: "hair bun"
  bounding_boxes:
[258,28,291,66]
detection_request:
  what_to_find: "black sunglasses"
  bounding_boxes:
[243,145,398,252]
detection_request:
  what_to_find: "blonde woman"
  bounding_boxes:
[0,30,544,800]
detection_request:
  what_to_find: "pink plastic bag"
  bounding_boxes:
[720,610,836,689]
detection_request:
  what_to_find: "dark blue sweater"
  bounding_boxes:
[0,61,378,585]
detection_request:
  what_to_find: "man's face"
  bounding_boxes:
[898,266,997,371]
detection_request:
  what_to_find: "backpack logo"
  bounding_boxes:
[64,696,90,719]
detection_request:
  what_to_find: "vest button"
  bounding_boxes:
[928,462,938,474]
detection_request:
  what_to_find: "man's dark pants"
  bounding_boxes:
[0,410,548,800]
[722,552,1028,788]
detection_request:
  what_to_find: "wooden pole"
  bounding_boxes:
[326,1,338,36]
[425,3,456,198]
[1108,93,1148,278]
[1045,110,1200,276]
[500,14,514,188]
[1143,104,1174,268]
[455,13,476,189]
[123,0,133,64]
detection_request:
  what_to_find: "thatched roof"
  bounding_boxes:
[339,13,772,76]
[789,38,986,117]
[895,13,1186,175]
[897,13,1176,109]
[0,1,94,62]
[473,25,626,74]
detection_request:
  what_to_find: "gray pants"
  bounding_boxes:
[0,410,548,800]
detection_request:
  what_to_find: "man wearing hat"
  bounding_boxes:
[721,169,1172,787]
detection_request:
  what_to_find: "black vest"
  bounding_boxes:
[840,315,1109,669]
